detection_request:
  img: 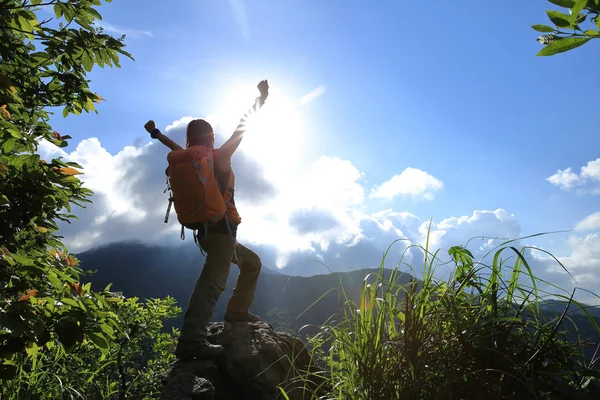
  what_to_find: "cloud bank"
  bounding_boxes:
[37,113,600,303]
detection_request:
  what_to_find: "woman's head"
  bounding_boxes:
[186,119,215,148]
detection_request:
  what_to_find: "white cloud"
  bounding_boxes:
[370,168,444,201]
[228,0,250,41]
[38,137,176,251]
[537,233,600,302]
[237,155,367,267]
[421,209,522,256]
[576,211,600,232]
[546,168,580,189]
[165,116,195,132]
[547,158,600,194]
[582,159,600,181]
[96,21,153,39]
[300,86,326,105]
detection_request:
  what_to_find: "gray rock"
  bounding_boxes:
[160,322,318,400]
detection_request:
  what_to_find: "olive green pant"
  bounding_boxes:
[178,233,262,342]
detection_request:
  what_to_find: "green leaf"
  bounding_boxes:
[46,271,62,289]
[23,10,37,21]
[8,128,22,138]
[88,8,103,20]
[99,323,115,337]
[549,0,576,7]
[31,51,50,62]
[18,15,32,32]
[31,0,43,5]
[2,138,15,153]
[546,10,574,27]
[48,137,69,148]
[25,341,39,358]
[584,29,600,36]
[105,296,123,304]
[59,175,80,185]
[537,36,592,56]
[570,0,588,22]
[532,24,556,32]
[11,252,34,266]
[53,3,63,18]
[575,13,588,24]
[108,50,121,68]
[61,298,80,308]
[81,51,94,72]
[596,15,600,29]
[3,254,15,266]
[87,331,109,351]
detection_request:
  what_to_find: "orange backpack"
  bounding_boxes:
[164,145,230,231]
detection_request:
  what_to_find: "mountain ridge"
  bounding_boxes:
[77,240,600,358]
[76,241,411,333]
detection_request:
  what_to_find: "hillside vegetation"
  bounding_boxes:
[79,240,600,399]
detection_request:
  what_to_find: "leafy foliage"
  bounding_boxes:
[533,0,600,55]
[1,296,180,399]
[283,236,600,399]
[0,0,139,386]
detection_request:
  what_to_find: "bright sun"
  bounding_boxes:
[211,82,306,175]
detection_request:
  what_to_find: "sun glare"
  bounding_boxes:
[211,83,307,176]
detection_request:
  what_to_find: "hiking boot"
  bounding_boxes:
[224,311,261,323]
[175,339,224,360]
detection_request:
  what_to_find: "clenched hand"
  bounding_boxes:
[144,120,156,134]
[257,80,269,100]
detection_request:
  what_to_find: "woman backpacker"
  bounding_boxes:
[144,80,269,359]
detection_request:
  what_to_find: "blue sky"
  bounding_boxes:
[41,0,600,297]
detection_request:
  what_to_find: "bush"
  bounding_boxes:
[1,296,180,399]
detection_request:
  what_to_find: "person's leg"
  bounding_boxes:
[176,233,235,358]
[224,242,262,321]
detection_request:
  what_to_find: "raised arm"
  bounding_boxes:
[144,120,182,151]
[218,80,269,161]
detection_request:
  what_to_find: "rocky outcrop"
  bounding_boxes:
[160,322,321,400]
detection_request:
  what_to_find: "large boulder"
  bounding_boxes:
[160,321,319,400]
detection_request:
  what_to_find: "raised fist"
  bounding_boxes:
[144,120,156,133]
[257,80,269,100]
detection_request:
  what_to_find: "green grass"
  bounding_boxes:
[280,231,600,400]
